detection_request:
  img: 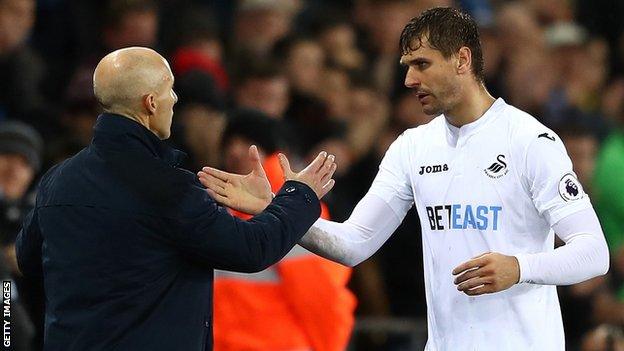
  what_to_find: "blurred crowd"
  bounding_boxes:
[0,0,623,350]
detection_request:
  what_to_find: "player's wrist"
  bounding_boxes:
[513,253,531,284]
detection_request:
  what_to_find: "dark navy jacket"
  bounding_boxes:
[15,114,321,351]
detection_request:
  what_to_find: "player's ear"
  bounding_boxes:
[457,46,472,75]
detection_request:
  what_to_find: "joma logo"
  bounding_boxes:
[419,164,449,175]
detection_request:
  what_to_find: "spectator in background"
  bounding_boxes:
[101,0,158,51]
[274,35,326,97]
[169,70,226,171]
[581,325,624,351]
[0,120,43,349]
[213,108,355,351]
[232,59,290,119]
[356,0,422,97]
[310,9,365,72]
[169,5,229,94]
[0,120,41,274]
[0,0,45,124]
[232,0,301,59]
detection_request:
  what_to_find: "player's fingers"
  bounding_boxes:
[304,151,328,174]
[453,267,483,285]
[278,153,295,179]
[249,145,267,177]
[320,160,337,185]
[471,252,491,260]
[463,284,495,296]
[457,277,492,292]
[452,256,489,275]
[201,166,231,182]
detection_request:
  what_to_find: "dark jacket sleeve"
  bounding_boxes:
[173,180,321,273]
[15,208,43,278]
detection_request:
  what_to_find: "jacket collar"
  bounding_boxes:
[92,113,186,167]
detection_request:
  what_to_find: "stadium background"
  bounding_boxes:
[0,0,623,350]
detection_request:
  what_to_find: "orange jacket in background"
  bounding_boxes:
[214,153,356,351]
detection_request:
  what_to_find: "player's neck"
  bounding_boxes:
[445,84,495,128]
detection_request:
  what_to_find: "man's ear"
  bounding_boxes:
[143,94,157,115]
[457,46,472,75]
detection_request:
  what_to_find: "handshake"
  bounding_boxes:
[197,145,337,214]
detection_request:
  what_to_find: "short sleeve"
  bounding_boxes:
[523,135,592,226]
[368,133,414,219]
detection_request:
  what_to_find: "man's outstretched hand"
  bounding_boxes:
[277,151,336,199]
[198,145,272,215]
[197,146,337,215]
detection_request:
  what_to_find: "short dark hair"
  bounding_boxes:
[399,7,484,82]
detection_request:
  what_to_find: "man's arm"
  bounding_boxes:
[178,151,336,273]
[15,208,43,277]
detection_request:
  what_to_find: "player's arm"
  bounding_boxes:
[514,207,609,285]
[516,133,609,285]
[299,193,404,266]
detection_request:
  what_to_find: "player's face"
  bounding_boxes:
[400,38,462,116]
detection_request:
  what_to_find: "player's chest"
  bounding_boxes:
[410,141,521,205]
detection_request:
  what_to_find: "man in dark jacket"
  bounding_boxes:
[15,47,337,351]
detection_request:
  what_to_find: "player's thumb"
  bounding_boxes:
[278,153,294,180]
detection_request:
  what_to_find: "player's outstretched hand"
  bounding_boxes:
[452,252,520,296]
[278,151,336,200]
[197,145,272,215]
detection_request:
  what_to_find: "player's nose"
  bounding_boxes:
[404,67,421,88]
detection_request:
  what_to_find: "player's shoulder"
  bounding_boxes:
[501,102,561,146]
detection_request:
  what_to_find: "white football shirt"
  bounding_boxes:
[368,98,591,350]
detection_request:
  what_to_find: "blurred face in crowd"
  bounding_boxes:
[286,40,325,95]
[235,8,293,56]
[320,67,350,119]
[0,153,34,201]
[104,8,158,50]
[223,136,266,174]
[0,0,35,54]
[400,37,466,116]
[319,24,363,70]
[236,76,289,118]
